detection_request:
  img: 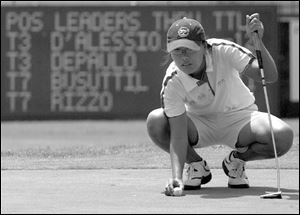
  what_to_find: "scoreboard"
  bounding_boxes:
[1,6,278,120]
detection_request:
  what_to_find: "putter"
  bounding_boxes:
[252,32,282,199]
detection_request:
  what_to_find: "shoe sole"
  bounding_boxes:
[184,184,201,190]
[228,184,250,188]
[183,173,212,190]
[222,160,249,188]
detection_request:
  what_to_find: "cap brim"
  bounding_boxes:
[167,39,201,52]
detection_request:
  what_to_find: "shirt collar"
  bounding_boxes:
[205,50,213,73]
[176,50,213,92]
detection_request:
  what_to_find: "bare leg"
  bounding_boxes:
[235,112,294,161]
[146,108,202,163]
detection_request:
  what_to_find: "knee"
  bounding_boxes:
[263,125,294,158]
[275,125,294,157]
[146,108,169,139]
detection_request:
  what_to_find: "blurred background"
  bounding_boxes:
[1,1,299,121]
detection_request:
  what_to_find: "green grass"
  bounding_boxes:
[1,119,299,170]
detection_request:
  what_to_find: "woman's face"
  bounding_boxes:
[170,46,205,75]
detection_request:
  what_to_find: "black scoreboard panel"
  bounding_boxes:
[1,6,278,120]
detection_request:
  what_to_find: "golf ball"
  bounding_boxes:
[173,187,183,196]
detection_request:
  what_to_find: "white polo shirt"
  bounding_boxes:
[161,38,256,118]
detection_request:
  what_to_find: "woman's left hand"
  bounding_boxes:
[246,13,264,40]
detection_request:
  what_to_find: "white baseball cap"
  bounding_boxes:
[167,17,206,52]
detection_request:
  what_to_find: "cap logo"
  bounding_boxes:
[177,27,189,38]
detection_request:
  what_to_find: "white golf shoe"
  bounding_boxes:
[222,151,249,188]
[183,160,212,190]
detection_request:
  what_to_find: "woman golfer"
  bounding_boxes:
[146,13,294,196]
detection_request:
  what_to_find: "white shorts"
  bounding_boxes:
[187,104,260,149]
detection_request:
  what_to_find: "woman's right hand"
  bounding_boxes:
[164,178,184,196]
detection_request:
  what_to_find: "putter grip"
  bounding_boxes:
[256,50,263,69]
[253,31,263,69]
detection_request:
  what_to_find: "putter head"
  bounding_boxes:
[260,191,282,199]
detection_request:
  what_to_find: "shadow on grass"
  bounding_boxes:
[182,186,299,200]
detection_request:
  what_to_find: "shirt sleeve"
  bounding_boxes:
[161,78,186,118]
[224,41,256,73]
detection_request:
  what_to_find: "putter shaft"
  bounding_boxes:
[253,33,281,194]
